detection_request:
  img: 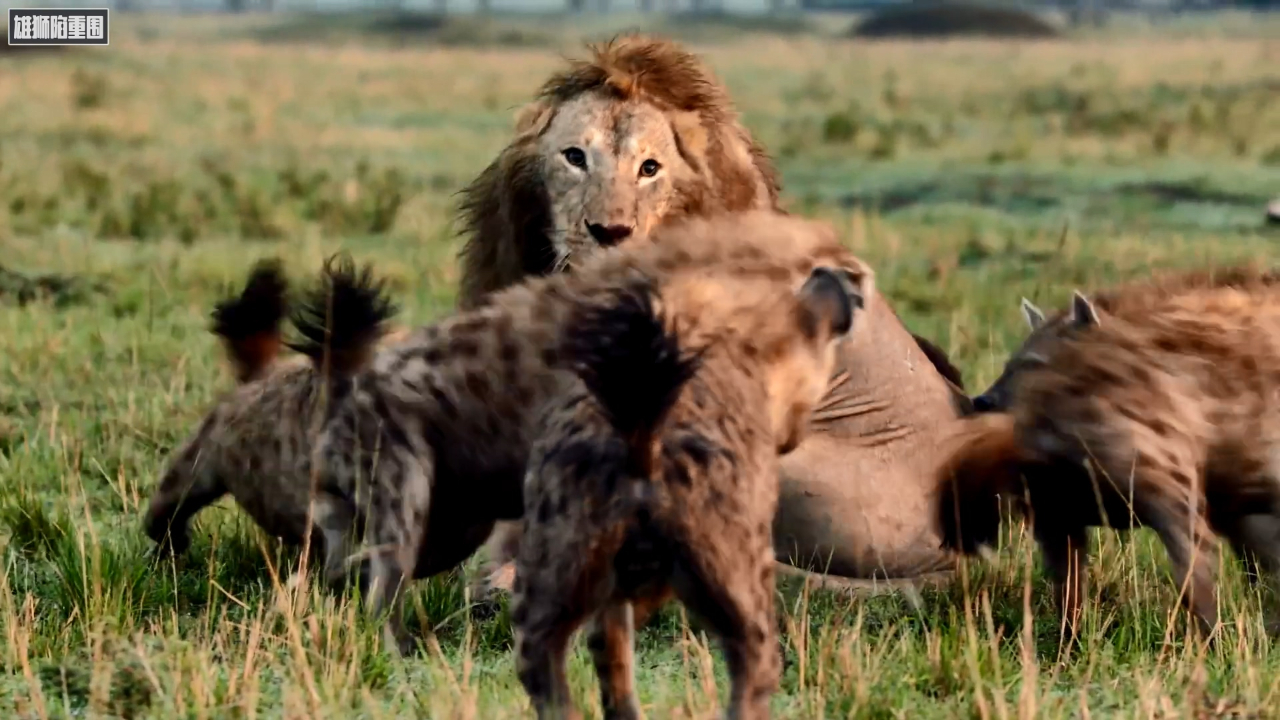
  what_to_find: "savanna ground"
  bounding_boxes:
[1,8,1280,718]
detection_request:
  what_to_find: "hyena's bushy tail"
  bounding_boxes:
[288,253,398,384]
[211,258,290,384]
[934,412,1030,555]
[562,279,702,476]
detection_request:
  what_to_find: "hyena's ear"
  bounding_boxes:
[513,100,555,139]
[798,266,868,339]
[1070,290,1100,328]
[1020,297,1045,330]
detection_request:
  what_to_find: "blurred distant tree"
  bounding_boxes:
[568,0,586,11]
[1070,0,1107,27]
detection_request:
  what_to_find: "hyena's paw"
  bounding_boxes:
[146,529,191,564]
[468,560,516,621]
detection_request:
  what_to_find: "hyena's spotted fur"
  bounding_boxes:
[305,210,873,654]
[511,266,865,720]
[142,256,399,585]
[936,268,1280,640]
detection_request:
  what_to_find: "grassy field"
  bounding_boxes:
[2,10,1280,718]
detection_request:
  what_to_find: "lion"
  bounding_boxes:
[450,34,974,601]
[453,33,783,311]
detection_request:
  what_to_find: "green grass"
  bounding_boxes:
[1,11,1280,718]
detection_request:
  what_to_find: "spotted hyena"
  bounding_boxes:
[143,255,398,582]
[511,266,864,720]
[936,269,1280,640]
[301,210,873,655]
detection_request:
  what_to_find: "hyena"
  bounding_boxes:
[969,291,1099,414]
[972,265,1280,414]
[301,210,874,655]
[510,267,863,720]
[935,269,1280,639]
[142,255,398,584]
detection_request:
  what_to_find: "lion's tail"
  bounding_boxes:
[287,253,399,391]
[211,258,290,384]
[934,412,1029,555]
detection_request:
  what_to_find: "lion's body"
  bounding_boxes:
[770,296,972,584]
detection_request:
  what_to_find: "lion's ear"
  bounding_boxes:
[514,101,555,139]
[669,110,709,172]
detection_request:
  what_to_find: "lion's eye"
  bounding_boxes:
[562,147,587,169]
[639,159,661,178]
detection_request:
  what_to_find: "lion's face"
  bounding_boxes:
[535,93,703,270]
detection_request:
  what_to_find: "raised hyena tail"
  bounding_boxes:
[287,253,399,384]
[562,280,702,478]
[211,258,290,384]
[934,412,1029,555]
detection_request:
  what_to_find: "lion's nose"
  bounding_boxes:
[585,221,634,247]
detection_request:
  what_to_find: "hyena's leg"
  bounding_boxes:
[1211,511,1270,586]
[512,526,607,720]
[308,492,358,586]
[1224,513,1280,636]
[1034,522,1090,640]
[1206,441,1280,634]
[671,531,780,720]
[584,592,671,720]
[143,423,228,557]
[1137,479,1221,639]
[356,444,435,657]
[1204,457,1279,586]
